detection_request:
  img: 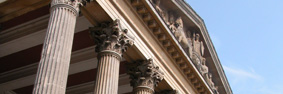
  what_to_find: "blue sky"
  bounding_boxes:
[185,0,283,94]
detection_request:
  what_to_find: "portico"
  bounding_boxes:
[0,0,232,94]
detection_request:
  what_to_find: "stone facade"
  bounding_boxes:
[0,0,232,94]
[90,19,134,94]
[33,0,90,93]
[149,0,220,93]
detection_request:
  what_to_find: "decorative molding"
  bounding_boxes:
[50,0,92,17]
[174,0,233,93]
[127,0,216,93]
[90,20,134,94]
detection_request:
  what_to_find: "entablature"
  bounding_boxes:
[0,0,231,93]
[121,0,232,94]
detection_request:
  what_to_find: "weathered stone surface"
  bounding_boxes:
[33,0,91,94]
[200,58,209,77]
[149,1,222,93]
[90,19,134,94]
[192,33,204,57]
[151,0,166,21]
[127,59,164,94]
[89,19,134,55]
[93,51,121,94]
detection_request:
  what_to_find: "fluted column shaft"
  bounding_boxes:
[94,51,121,94]
[33,1,79,94]
[90,20,134,94]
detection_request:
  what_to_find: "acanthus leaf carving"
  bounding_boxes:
[89,19,134,55]
[149,1,220,93]
[127,59,164,90]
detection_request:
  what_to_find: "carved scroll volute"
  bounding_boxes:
[89,19,134,55]
[127,59,164,91]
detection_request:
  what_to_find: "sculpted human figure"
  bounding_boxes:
[193,33,204,57]
[191,33,204,66]
[200,58,209,79]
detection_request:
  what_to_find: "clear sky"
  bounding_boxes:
[185,0,283,94]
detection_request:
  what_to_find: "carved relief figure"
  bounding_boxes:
[208,74,219,94]
[193,33,204,57]
[167,15,194,59]
[186,31,193,57]
[200,58,209,78]
[174,17,190,49]
[191,33,204,66]
[167,12,176,33]
[151,0,166,20]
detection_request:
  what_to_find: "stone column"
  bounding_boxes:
[89,19,134,94]
[33,0,90,94]
[127,59,164,94]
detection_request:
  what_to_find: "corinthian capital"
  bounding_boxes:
[127,59,164,91]
[90,19,134,55]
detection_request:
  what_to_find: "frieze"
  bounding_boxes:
[149,0,218,93]
[128,0,219,93]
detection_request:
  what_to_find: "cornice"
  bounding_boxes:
[127,0,214,93]
[174,1,233,93]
